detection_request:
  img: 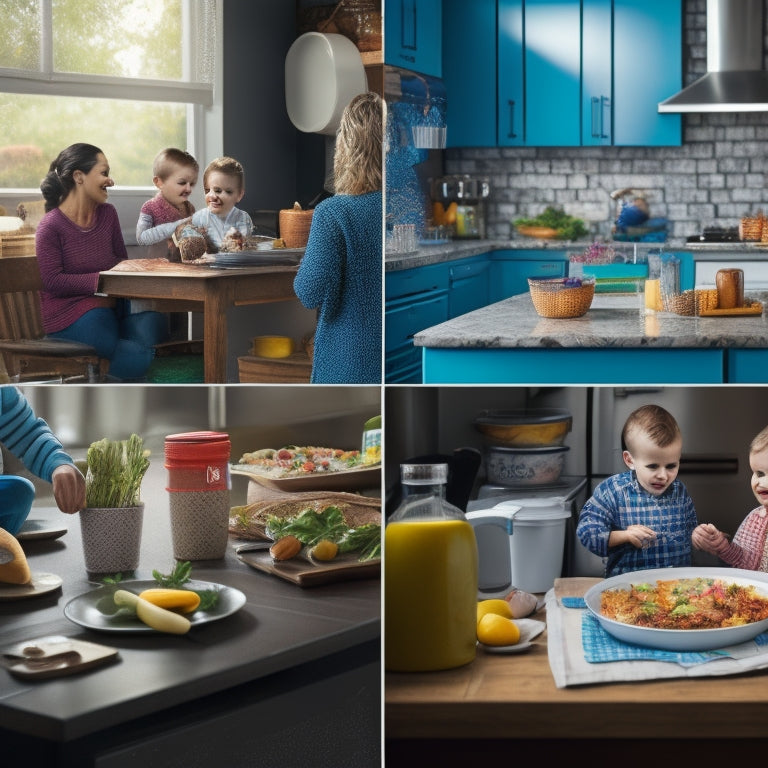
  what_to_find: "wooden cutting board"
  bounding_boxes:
[237,549,380,587]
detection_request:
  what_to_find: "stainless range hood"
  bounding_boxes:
[659,0,768,113]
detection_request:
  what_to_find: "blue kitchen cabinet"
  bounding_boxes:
[496,0,525,146]
[488,251,568,303]
[613,0,682,146]
[523,0,581,146]
[582,0,613,146]
[385,0,442,77]
[448,256,490,317]
[447,0,681,148]
[385,261,450,383]
[386,254,492,382]
[443,0,496,147]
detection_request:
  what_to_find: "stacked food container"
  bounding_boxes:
[466,408,582,595]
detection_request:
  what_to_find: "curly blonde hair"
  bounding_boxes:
[333,92,383,196]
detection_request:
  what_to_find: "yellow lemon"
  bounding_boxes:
[477,613,521,647]
[476,599,514,625]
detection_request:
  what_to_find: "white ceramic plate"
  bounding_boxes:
[584,567,768,651]
[478,618,546,654]
[16,519,68,542]
[0,572,63,601]
[230,463,381,492]
[64,579,246,633]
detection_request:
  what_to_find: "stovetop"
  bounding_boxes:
[686,226,741,244]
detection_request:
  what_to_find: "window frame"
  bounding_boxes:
[0,0,223,237]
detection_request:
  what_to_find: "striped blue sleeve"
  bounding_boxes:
[0,386,75,482]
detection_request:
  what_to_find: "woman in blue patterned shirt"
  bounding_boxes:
[577,404,698,577]
[294,92,383,384]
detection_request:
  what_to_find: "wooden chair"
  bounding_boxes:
[0,256,109,383]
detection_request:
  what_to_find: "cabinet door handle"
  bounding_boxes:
[401,0,417,50]
[591,95,610,139]
[507,99,518,139]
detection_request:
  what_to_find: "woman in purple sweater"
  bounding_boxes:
[37,143,169,381]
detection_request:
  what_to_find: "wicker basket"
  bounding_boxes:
[528,278,595,318]
[665,288,719,316]
[278,204,314,249]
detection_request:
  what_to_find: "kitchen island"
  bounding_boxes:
[0,467,380,767]
[386,577,768,764]
[413,291,768,383]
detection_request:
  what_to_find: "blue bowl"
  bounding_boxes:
[0,476,36,535]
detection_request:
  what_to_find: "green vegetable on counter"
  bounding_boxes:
[514,206,589,241]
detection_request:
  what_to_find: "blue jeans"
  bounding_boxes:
[48,301,169,381]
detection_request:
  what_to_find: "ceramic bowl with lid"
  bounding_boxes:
[484,445,569,487]
[474,408,572,447]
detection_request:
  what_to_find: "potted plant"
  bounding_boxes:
[77,435,150,575]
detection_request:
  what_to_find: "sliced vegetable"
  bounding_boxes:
[113,589,191,634]
[138,588,201,614]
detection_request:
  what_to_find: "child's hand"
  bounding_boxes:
[624,524,658,549]
[692,523,728,554]
[51,464,86,514]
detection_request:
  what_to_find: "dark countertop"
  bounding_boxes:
[0,464,380,756]
[385,238,768,272]
[413,291,768,349]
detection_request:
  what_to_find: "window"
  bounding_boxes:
[0,0,216,189]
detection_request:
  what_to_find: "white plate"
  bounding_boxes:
[0,572,63,601]
[478,617,546,654]
[584,567,768,651]
[64,579,246,633]
[16,519,68,541]
[230,463,381,492]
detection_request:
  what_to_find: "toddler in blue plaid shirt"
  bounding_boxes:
[577,404,698,577]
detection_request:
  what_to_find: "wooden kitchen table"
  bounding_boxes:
[99,259,300,383]
[386,577,768,764]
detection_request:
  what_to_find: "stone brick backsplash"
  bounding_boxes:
[444,0,768,242]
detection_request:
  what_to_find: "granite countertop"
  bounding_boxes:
[413,291,768,349]
[386,238,768,272]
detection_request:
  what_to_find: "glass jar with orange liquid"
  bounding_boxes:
[385,463,478,672]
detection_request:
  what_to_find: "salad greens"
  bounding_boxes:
[514,206,588,241]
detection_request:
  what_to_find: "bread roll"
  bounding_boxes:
[0,528,31,584]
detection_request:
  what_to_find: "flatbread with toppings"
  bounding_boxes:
[600,577,768,630]
[236,446,375,478]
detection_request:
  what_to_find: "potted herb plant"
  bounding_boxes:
[77,435,150,575]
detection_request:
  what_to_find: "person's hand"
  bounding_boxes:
[51,464,86,515]
[624,524,658,550]
[692,523,728,554]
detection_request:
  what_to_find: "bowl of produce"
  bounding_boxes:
[484,445,569,487]
[513,206,588,241]
[474,408,573,447]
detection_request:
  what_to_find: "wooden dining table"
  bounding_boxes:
[386,576,768,764]
[99,259,301,383]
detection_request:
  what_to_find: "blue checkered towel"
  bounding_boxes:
[580,611,768,666]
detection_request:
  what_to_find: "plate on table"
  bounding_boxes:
[230,463,381,492]
[584,567,768,651]
[64,579,246,633]
[16,519,68,542]
[478,618,546,654]
[211,250,304,268]
[0,572,63,601]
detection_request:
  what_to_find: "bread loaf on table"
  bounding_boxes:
[0,528,31,584]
